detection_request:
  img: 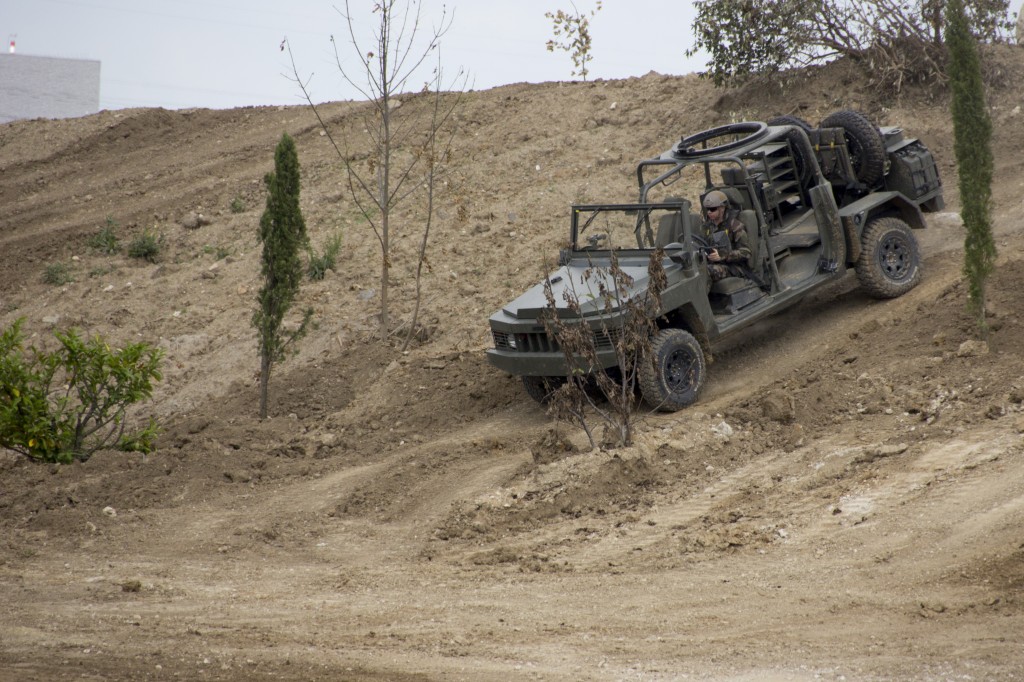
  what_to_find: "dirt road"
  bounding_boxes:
[2,48,1023,680]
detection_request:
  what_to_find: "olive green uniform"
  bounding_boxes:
[702,213,752,282]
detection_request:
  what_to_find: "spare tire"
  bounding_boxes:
[820,110,886,187]
[767,114,812,131]
[768,115,814,188]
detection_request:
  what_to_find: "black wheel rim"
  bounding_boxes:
[878,232,913,281]
[665,347,698,394]
[846,133,864,176]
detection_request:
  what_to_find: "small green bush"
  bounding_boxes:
[43,262,74,286]
[88,219,122,255]
[127,228,164,263]
[89,266,113,278]
[117,417,161,454]
[0,319,164,463]
[202,244,231,260]
[230,197,247,214]
[307,233,343,281]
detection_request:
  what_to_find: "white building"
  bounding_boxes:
[0,52,101,123]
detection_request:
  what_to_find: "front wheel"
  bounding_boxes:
[639,329,706,412]
[855,217,922,298]
[521,375,566,405]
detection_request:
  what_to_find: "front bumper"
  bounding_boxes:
[485,326,623,376]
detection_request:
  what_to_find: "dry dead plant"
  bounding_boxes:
[283,1,467,345]
[540,249,666,449]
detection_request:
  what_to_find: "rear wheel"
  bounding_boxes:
[522,375,566,405]
[639,329,706,412]
[820,110,886,187]
[855,217,922,298]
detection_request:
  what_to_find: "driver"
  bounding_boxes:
[701,190,752,282]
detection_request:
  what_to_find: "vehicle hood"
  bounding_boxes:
[500,261,654,320]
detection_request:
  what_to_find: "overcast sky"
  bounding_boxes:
[2,0,713,110]
[4,0,1022,111]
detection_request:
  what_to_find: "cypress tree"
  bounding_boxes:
[947,0,997,335]
[253,133,309,419]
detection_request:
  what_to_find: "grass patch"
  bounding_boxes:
[43,262,74,286]
[89,266,114,278]
[307,233,342,281]
[203,244,232,260]
[127,228,164,263]
[87,218,122,255]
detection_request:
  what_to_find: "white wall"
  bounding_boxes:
[0,54,101,123]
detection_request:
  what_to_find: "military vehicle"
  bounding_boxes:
[487,111,944,411]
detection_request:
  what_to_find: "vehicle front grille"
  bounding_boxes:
[492,330,560,353]
[492,327,622,353]
[593,326,622,351]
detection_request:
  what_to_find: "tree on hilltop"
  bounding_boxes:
[284,0,467,346]
[687,0,1015,91]
[546,1,603,81]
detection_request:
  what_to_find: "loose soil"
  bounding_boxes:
[2,48,1024,681]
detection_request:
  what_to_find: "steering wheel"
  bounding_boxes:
[689,233,719,263]
[691,233,711,250]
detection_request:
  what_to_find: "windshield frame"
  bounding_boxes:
[569,202,689,251]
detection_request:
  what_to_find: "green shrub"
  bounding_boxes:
[127,228,164,263]
[89,266,113,278]
[117,417,161,454]
[230,197,247,214]
[0,319,164,463]
[202,244,231,260]
[88,219,122,255]
[43,262,74,286]
[254,132,309,420]
[948,0,997,334]
[307,233,342,281]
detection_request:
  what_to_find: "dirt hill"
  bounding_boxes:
[2,48,1024,680]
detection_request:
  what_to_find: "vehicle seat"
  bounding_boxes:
[737,208,756,234]
[655,212,683,248]
[737,208,759,268]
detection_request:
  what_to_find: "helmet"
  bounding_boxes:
[703,190,728,209]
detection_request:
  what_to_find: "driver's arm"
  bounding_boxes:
[723,223,752,266]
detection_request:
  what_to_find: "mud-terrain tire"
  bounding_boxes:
[768,115,814,188]
[820,110,886,187]
[639,328,706,412]
[674,122,768,157]
[768,114,812,131]
[522,375,566,405]
[855,216,922,298]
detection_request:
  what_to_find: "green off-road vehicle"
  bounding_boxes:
[487,111,944,411]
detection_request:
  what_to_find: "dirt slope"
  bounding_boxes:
[2,48,1024,680]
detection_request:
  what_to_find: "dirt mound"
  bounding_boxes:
[2,48,1024,680]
